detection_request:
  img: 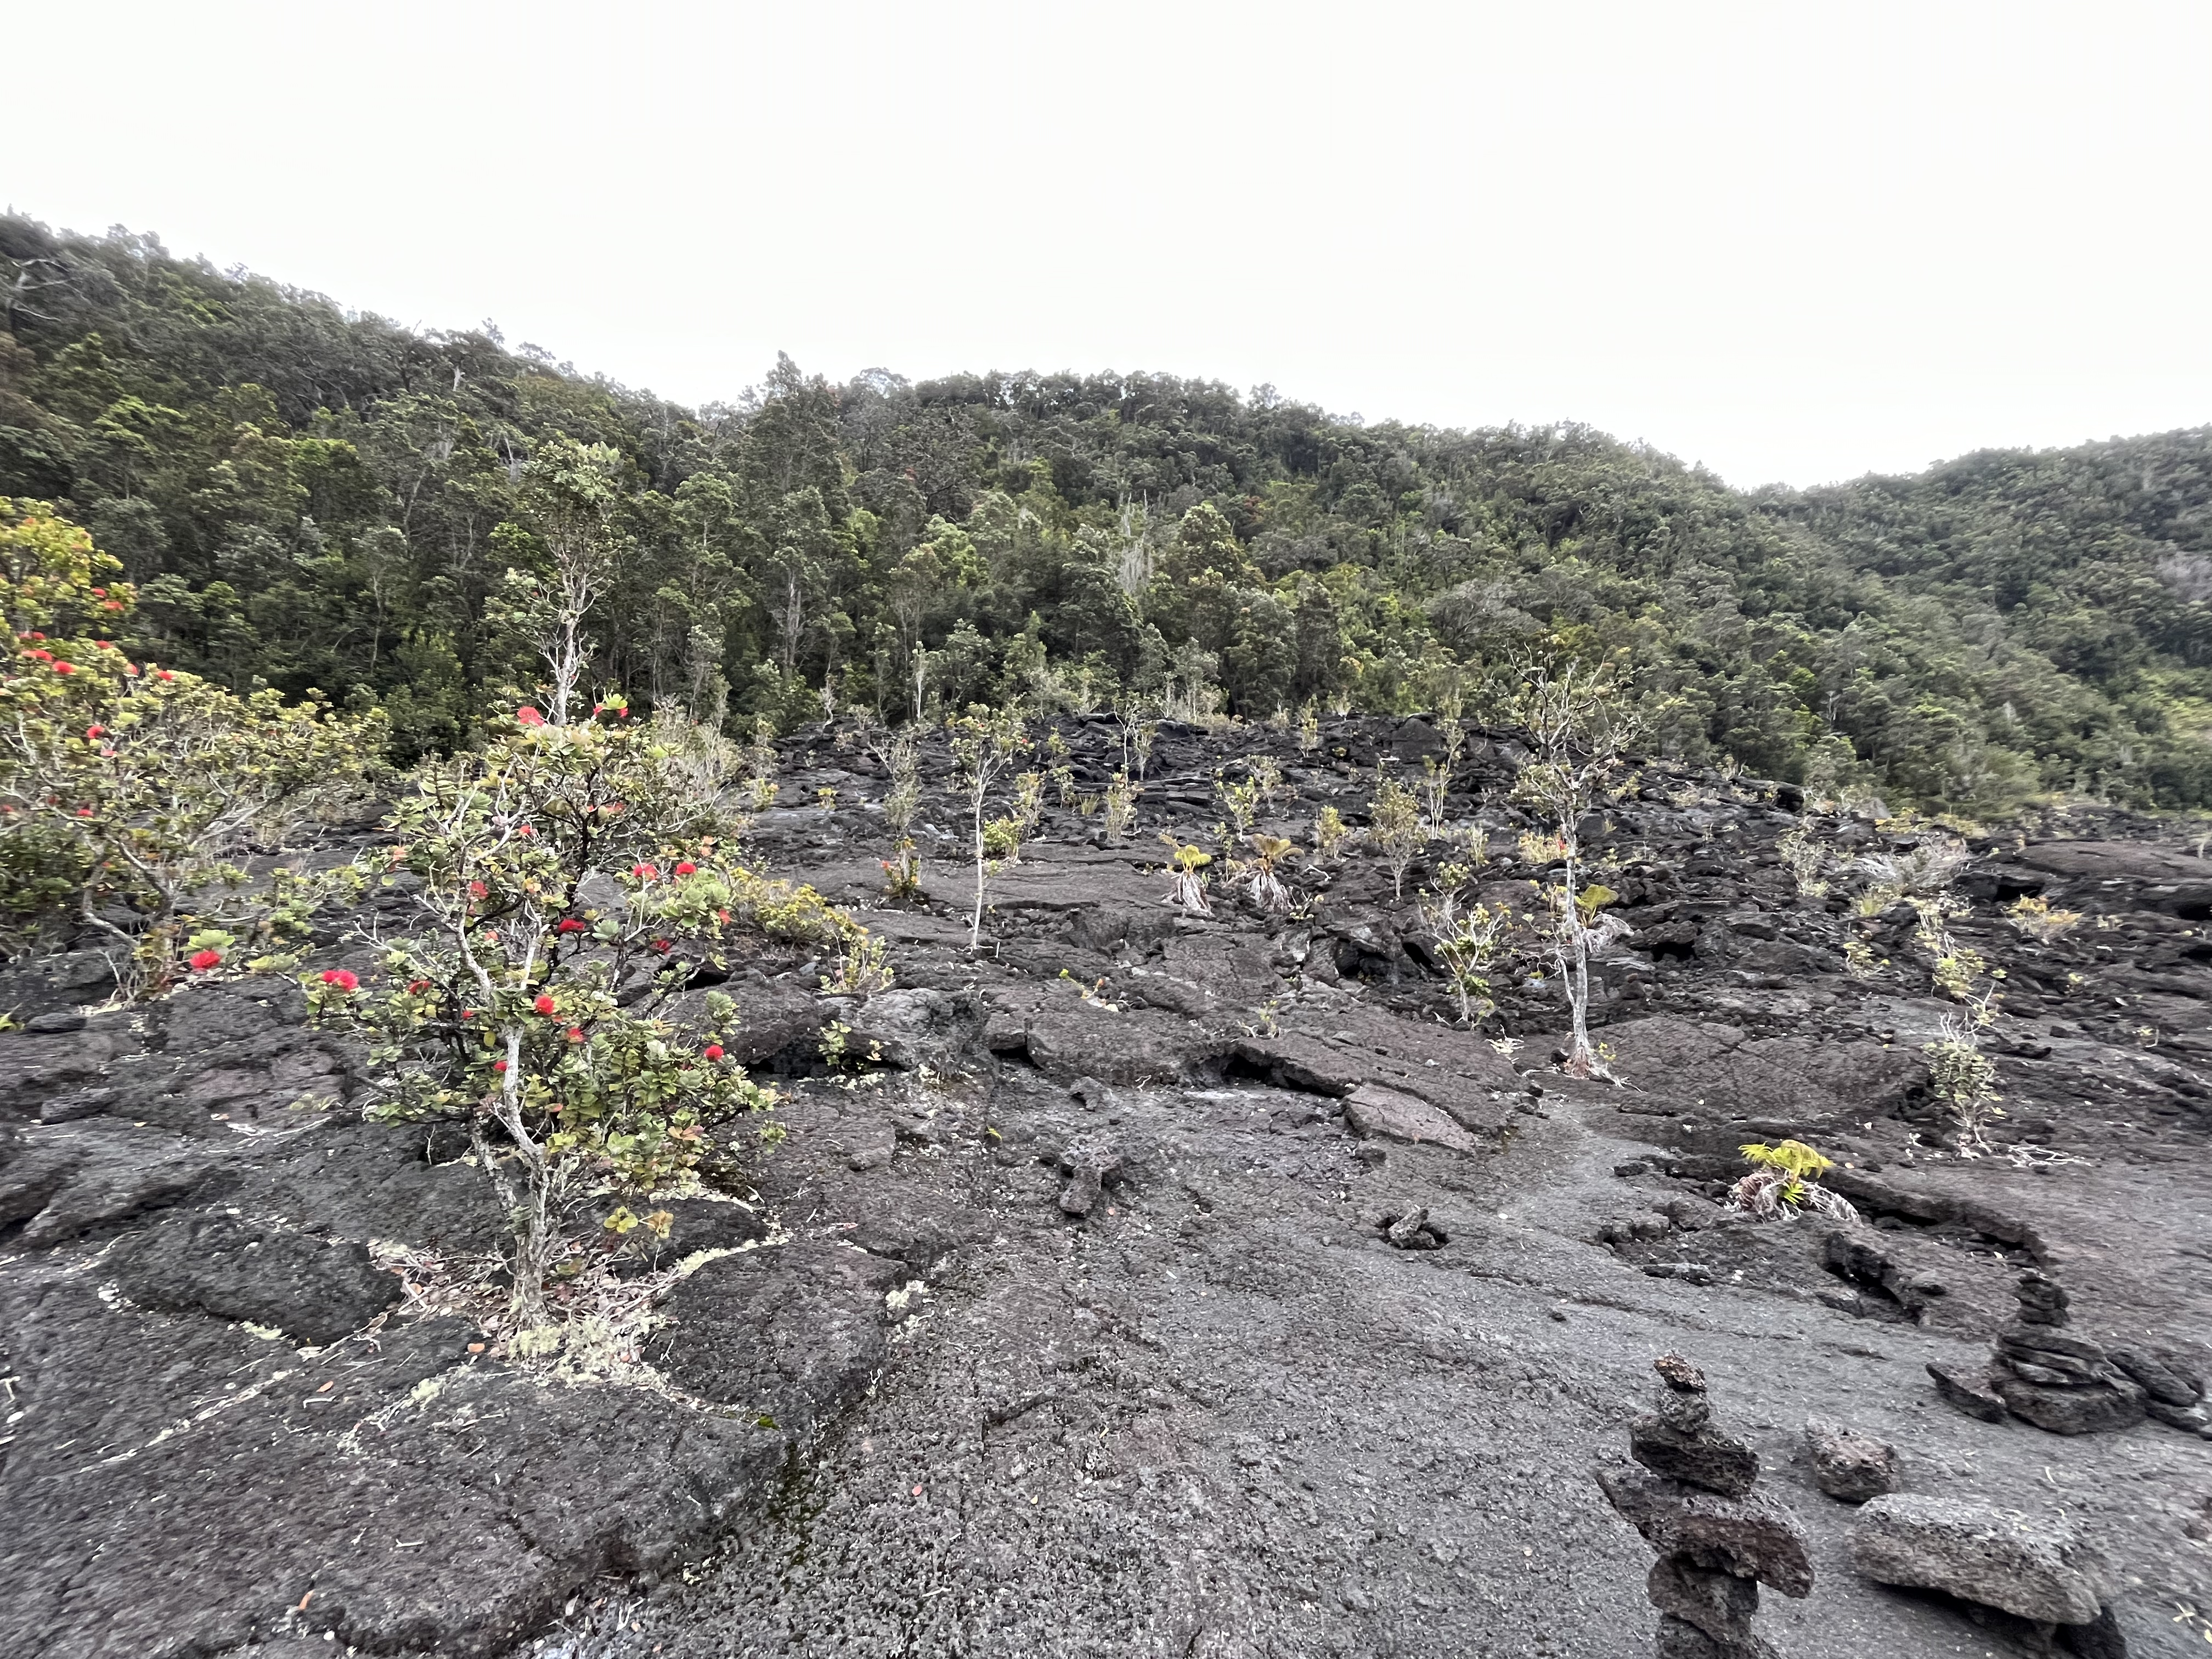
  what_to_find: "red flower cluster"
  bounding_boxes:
[557,918,586,933]
[319,968,359,991]
[516,707,545,727]
[703,1043,725,1061]
[630,862,658,881]
[534,994,556,1016]
[674,861,697,876]
[188,949,223,972]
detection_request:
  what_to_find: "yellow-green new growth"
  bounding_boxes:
[1160,833,1212,914]
[1728,1139,1859,1222]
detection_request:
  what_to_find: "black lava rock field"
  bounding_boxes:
[3,714,2209,1658]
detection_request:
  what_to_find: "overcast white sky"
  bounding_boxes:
[10,1,2210,488]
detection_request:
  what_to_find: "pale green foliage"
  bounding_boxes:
[1857,836,1968,900]
[1116,706,1159,780]
[1418,755,1452,831]
[1435,823,1491,892]
[1102,771,1139,844]
[948,703,1028,949]
[1008,770,1046,856]
[1311,804,1348,859]
[1418,712,1467,828]
[1160,834,1212,914]
[2006,894,2083,942]
[1728,1139,1860,1221]
[1250,755,1284,810]
[1367,773,1425,899]
[1240,833,1297,912]
[1215,766,1264,838]
[1419,892,1512,1025]
[1045,729,1076,806]
[740,715,781,813]
[1841,936,1886,979]
[1925,1016,2004,1152]
[823,930,894,997]
[1503,654,1641,1077]
[879,838,923,902]
[1775,825,1830,896]
[0,500,383,990]
[490,439,629,724]
[309,699,870,1324]
[874,727,921,839]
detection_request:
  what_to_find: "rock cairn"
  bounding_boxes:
[1929,1271,2209,1438]
[1599,1356,1813,1658]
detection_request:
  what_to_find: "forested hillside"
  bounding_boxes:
[3,214,2208,809]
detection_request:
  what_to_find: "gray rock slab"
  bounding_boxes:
[1849,1493,2112,1625]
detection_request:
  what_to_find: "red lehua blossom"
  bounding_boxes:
[630,862,658,881]
[188,949,223,972]
[650,939,672,953]
[534,995,556,1016]
[319,969,359,991]
[93,640,111,648]
[674,861,697,876]
[75,806,91,816]
[516,825,534,837]
[516,706,545,727]
[557,918,585,933]
[460,1008,476,1019]
[26,632,43,641]
[52,662,74,674]
[158,670,174,681]
[492,1059,509,1073]
[467,880,488,899]
[408,980,431,994]
[85,725,103,738]
[89,590,104,599]
[566,1026,585,1043]
[703,1044,725,1061]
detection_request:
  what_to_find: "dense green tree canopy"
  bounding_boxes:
[3,214,2207,809]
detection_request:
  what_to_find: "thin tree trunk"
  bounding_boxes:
[969,788,986,950]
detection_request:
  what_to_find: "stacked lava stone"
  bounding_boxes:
[1932,1272,2210,1437]
[1598,1356,1814,1659]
